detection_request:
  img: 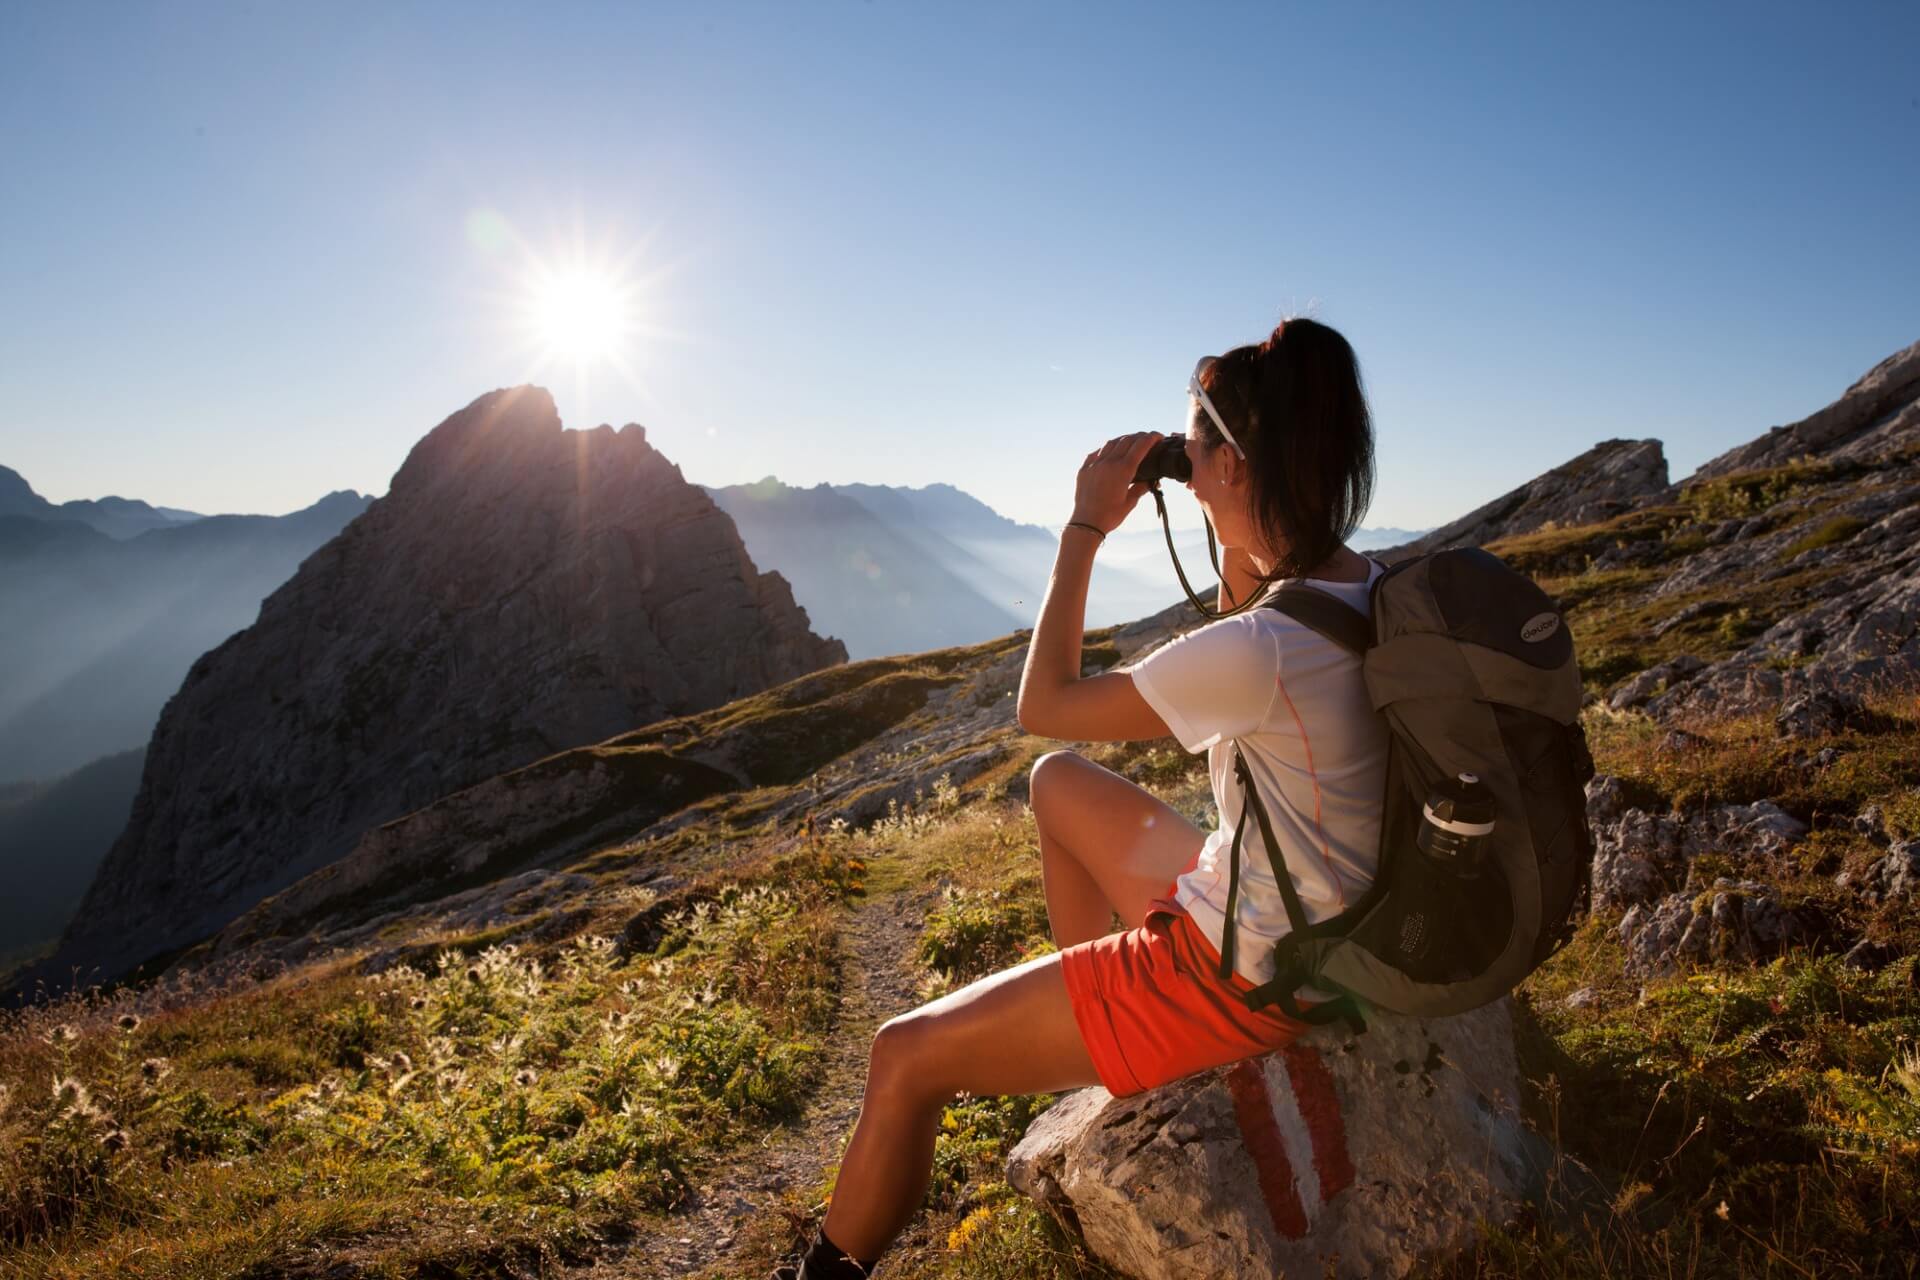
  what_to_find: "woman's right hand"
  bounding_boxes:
[1071,432,1162,535]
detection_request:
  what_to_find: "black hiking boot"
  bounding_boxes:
[767,1224,878,1280]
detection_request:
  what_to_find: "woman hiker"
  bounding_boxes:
[773,317,1387,1278]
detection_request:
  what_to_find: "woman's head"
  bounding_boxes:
[1181,317,1375,578]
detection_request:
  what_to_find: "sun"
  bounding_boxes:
[473,208,683,415]
[527,266,635,364]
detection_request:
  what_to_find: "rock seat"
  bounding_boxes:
[1007,999,1546,1280]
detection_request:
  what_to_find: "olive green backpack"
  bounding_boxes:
[1213,547,1596,1031]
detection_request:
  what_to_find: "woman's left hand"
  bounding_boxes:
[1071,432,1162,535]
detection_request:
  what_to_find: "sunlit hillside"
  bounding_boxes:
[4,492,1917,1277]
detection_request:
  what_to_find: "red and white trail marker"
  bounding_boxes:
[1226,1044,1357,1239]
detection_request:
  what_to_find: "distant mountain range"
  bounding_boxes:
[0,470,373,784]
[707,477,1427,659]
[0,464,204,539]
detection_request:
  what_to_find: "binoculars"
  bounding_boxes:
[1132,433,1192,486]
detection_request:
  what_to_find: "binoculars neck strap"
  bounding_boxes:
[1149,484,1271,621]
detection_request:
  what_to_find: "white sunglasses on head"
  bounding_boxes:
[1188,356,1247,459]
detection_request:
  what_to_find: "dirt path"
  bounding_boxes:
[571,885,929,1279]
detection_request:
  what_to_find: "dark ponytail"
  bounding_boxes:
[1194,317,1375,579]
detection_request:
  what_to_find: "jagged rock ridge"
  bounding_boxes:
[42,386,844,985]
[1379,437,1669,562]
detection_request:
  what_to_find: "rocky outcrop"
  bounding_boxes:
[1583,774,1826,976]
[1007,1001,1545,1280]
[1618,878,1818,977]
[1688,339,1920,482]
[1634,344,1920,724]
[1586,775,1810,914]
[39,386,844,986]
[1646,540,1920,724]
[1377,438,1669,563]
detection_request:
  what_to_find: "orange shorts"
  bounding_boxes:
[1060,883,1310,1098]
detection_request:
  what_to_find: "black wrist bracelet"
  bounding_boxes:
[1064,520,1107,541]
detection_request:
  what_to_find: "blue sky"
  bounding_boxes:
[1,2,1915,533]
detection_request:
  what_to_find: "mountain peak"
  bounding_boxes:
[388,385,561,496]
[45,388,843,985]
[0,465,40,504]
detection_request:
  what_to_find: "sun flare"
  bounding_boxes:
[527,268,634,363]
[477,208,682,414]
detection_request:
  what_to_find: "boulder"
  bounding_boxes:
[1842,938,1896,971]
[1588,788,1809,912]
[1006,1001,1545,1280]
[1618,878,1818,976]
[1606,655,1706,712]
[1774,688,1864,740]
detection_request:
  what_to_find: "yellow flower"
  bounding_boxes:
[946,1205,993,1252]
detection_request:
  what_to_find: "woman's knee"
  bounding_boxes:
[1029,749,1088,819]
[867,1012,953,1108]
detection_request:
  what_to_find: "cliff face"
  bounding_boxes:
[48,386,844,983]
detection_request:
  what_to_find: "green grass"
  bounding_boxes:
[0,845,859,1278]
[1777,514,1869,562]
[1679,456,1847,523]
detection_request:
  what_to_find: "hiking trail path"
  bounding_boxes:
[571,884,928,1279]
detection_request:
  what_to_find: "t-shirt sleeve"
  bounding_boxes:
[1127,616,1280,753]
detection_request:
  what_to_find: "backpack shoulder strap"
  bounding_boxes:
[1264,584,1371,655]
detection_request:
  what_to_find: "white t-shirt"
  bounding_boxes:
[1128,558,1389,986]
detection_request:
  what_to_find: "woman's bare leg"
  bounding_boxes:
[1028,750,1204,947]
[815,758,1203,1260]
[820,951,1099,1260]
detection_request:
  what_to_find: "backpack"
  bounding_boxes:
[1213,546,1596,1031]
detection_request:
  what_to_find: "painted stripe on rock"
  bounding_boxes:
[1281,1043,1356,1200]
[1226,1059,1308,1239]
[1264,1052,1323,1212]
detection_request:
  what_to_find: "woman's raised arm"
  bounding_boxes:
[1016,432,1173,743]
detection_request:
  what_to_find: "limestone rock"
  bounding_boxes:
[1607,655,1706,712]
[1687,339,1920,482]
[1775,688,1865,740]
[1857,842,1920,902]
[1587,784,1809,912]
[1376,439,1668,563]
[1843,938,1896,971]
[1619,879,1818,976]
[1007,1001,1544,1280]
[1853,802,1892,847]
[39,386,845,987]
